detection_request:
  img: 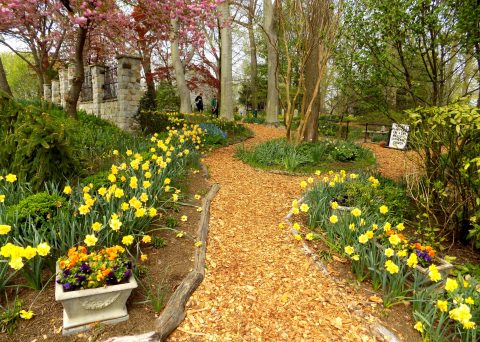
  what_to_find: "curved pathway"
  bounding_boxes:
[169,125,376,341]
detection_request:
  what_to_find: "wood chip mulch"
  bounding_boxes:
[168,125,379,341]
[362,143,420,181]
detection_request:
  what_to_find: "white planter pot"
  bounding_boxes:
[55,265,138,336]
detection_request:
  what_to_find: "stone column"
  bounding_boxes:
[91,64,105,118]
[51,80,60,105]
[116,55,143,131]
[43,84,51,102]
[59,69,68,107]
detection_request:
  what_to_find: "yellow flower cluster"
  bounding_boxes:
[0,242,50,270]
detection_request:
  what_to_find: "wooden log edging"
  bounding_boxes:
[104,183,220,342]
[284,195,400,342]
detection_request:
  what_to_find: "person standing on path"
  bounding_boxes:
[211,95,218,117]
[195,93,204,112]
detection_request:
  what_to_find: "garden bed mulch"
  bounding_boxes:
[2,170,211,342]
[168,125,384,341]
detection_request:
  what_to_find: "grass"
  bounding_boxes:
[235,138,376,173]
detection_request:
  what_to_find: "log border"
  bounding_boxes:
[104,182,220,342]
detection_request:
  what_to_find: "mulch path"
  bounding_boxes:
[362,143,419,181]
[169,125,379,341]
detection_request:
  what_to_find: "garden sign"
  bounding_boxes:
[388,123,410,150]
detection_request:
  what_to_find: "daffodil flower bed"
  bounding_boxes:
[0,119,213,332]
[286,170,479,340]
[56,245,132,291]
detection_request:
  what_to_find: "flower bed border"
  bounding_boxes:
[104,182,220,342]
[285,195,402,342]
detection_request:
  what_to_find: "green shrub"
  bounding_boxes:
[6,192,66,224]
[236,138,375,172]
[0,101,80,190]
[407,102,480,244]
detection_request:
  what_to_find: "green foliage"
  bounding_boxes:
[138,88,157,112]
[0,99,148,190]
[243,113,266,124]
[0,296,21,334]
[81,171,111,189]
[5,192,65,225]
[407,103,480,245]
[151,236,167,249]
[0,100,80,190]
[1,52,38,99]
[235,138,375,172]
[156,82,180,111]
[165,216,178,229]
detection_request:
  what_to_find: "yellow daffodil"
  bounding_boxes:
[414,322,423,333]
[148,207,157,217]
[358,234,369,244]
[9,257,24,270]
[78,204,90,215]
[300,203,309,212]
[122,235,134,246]
[329,215,338,224]
[428,265,442,282]
[92,222,102,232]
[109,219,122,231]
[384,260,399,274]
[135,208,146,218]
[181,215,188,222]
[0,224,11,235]
[388,234,401,246]
[384,248,394,257]
[22,246,37,260]
[36,242,50,256]
[141,254,148,262]
[407,253,418,268]
[63,186,72,195]
[84,234,98,247]
[195,241,203,247]
[437,300,448,312]
[445,278,458,292]
[305,233,314,241]
[379,205,389,214]
[344,246,354,255]
[19,309,34,320]
[351,208,362,217]
[5,174,17,183]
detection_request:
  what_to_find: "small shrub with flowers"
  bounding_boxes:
[289,170,479,341]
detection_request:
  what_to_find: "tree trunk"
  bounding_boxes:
[264,0,279,124]
[247,0,258,111]
[65,26,88,119]
[141,52,157,110]
[219,0,234,120]
[0,57,13,97]
[171,19,192,113]
[475,42,480,107]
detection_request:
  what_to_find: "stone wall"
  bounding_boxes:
[44,55,143,131]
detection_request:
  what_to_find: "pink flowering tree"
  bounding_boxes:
[59,0,129,118]
[131,0,220,112]
[0,0,69,96]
